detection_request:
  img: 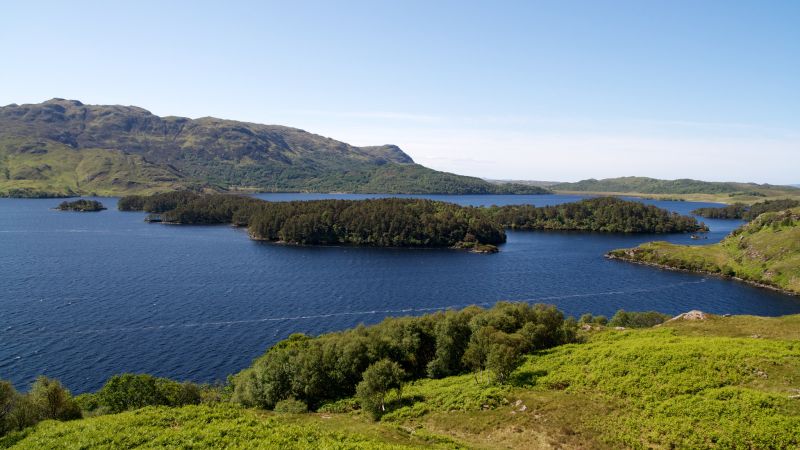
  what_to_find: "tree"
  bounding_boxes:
[356,359,405,420]
[0,380,16,435]
[28,376,81,421]
[486,344,522,383]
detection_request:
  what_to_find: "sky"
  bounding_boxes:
[1,0,798,184]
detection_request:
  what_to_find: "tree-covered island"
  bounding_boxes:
[118,193,707,252]
[55,199,106,212]
[119,192,506,252]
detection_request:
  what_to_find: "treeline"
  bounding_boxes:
[691,199,800,220]
[230,302,577,417]
[119,192,506,248]
[487,197,707,233]
[55,199,106,212]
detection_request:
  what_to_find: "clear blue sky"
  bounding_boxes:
[2,1,798,183]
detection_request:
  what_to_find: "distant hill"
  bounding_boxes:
[552,176,800,199]
[0,99,548,197]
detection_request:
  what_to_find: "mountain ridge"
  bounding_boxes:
[0,99,547,197]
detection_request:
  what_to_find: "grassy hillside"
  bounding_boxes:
[552,176,800,204]
[0,99,547,197]
[2,404,460,449]
[6,314,800,449]
[608,208,800,294]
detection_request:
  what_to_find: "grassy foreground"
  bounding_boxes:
[5,314,800,449]
[608,208,800,294]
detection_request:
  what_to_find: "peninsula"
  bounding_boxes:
[608,208,800,295]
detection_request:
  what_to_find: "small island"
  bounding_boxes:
[55,199,107,212]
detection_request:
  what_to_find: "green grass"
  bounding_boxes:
[609,208,800,294]
[514,322,800,449]
[2,404,462,449]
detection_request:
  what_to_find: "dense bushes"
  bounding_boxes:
[488,197,707,233]
[609,310,672,328]
[231,302,576,414]
[84,374,202,414]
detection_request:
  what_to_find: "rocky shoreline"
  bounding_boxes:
[605,253,798,297]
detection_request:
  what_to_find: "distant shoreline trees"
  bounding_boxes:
[692,199,800,220]
[487,197,707,233]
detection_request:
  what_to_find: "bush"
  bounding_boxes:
[97,374,201,413]
[273,398,308,414]
[609,310,672,328]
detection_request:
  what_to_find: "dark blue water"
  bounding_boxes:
[1,194,798,393]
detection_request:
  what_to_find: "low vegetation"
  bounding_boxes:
[608,208,800,294]
[55,199,106,212]
[691,198,800,220]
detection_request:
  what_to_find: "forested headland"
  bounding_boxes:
[691,198,800,220]
[609,207,800,294]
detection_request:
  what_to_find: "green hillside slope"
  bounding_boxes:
[608,208,800,294]
[0,99,547,196]
[552,176,800,203]
[5,313,800,449]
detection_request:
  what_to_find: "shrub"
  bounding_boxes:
[609,310,672,328]
[273,398,308,414]
[97,374,201,413]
